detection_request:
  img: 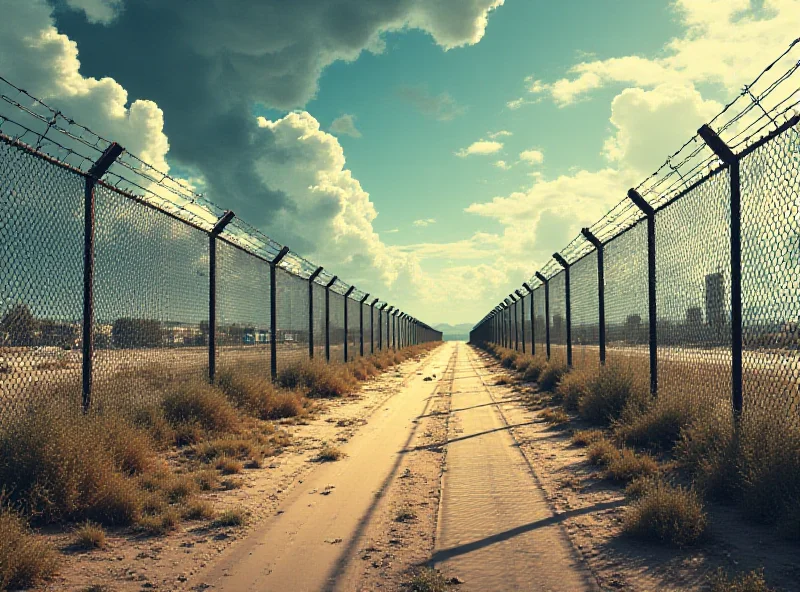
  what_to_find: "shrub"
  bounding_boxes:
[540,407,569,425]
[494,375,513,386]
[521,357,546,383]
[409,567,449,592]
[72,521,106,550]
[675,418,739,500]
[578,364,648,426]
[708,569,775,592]
[539,363,567,392]
[572,429,605,447]
[622,480,707,546]
[136,507,180,536]
[193,438,258,463]
[0,409,148,525]
[605,448,659,483]
[278,359,358,398]
[587,439,619,467]
[193,469,219,491]
[500,350,519,369]
[211,508,247,528]
[161,383,238,436]
[182,499,215,521]
[616,396,696,451]
[316,444,344,462]
[215,457,243,475]
[217,372,306,420]
[556,370,591,412]
[513,354,535,373]
[0,509,57,590]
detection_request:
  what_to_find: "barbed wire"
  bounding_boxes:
[511,36,800,306]
[0,75,397,308]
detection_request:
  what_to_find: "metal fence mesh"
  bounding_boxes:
[0,140,84,419]
[549,272,567,365]
[329,292,345,364]
[655,168,732,416]
[571,251,599,371]
[312,282,326,360]
[740,125,800,423]
[346,298,360,361]
[604,221,650,388]
[216,240,271,381]
[276,268,309,370]
[95,184,211,414]
[533,285,546,357]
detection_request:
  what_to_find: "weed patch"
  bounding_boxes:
[623,479,707,546]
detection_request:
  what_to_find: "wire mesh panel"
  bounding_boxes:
[533,285,546,358]
[571,251,599,371]
[520,293,530,353]
[361,303,372,356]
[94,185,211,413]
[214,240,270,382]
[312,283,326,360]
[346,297,360,361]
[655,169,732,415]
[741,125,800,426]
[329,292,345,363]
[549,271,567,365]
[511,301,518,350]
[0,141,84,419]
[604,222,650,387]
[276,268,309,371]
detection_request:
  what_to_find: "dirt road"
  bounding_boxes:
[433,344,596,591]
[195,344,454,592]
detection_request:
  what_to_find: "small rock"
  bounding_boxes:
[449,577,464,585]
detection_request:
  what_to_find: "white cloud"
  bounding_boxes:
[413,218,437,227]
[384,228,400,234]
[64,0,122,24]
[397,87,467,121]
[494,160,511,170]
[456,140,503,157]
[488,130,513,139]
[329,114,362,138]
[506,97,528,110]
[519,149,544,165]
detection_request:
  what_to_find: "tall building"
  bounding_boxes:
[705,273,725,328]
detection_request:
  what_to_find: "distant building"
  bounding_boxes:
[705,273,725,328]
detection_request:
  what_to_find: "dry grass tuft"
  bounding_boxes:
[521,357,547,383]
[500,350,519,369]
[539,363,567,392]
[572,429,605,447]
[211,508,247,528]
[578,364,648,426]
[623,479,707,546]
[0,509,57,589]
[605,448,659,483]
[409,567,450,592]
[708,569,775,592]
[556,369,591,412]
[161,382,239,439]
[540,407,570,425]
[616,396,697,451]
[494,374,513,386]
[182,499,215,521]
[278,359,359,398]
[72,521,106,550]
[395,506,417,522]
[215,457,243,475]
[135,506,181,536]
[316,444,345,462]
[587,438,619,467]
[217,371,306,420]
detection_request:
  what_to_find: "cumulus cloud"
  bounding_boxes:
[397,86,467,121]
[413,218,437,227]
[456,140,503,157]
[519,149,544,165]
[329,114,362,138]
[64,0,122,24]
[488,130,513,139]
[506,97,528,110]
[494,160,511,170]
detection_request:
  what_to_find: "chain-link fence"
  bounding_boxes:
[471,40,800,429]
[0,76,442,421]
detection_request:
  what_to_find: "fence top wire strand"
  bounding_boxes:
[506,37,800,313]
[0,74,412,320]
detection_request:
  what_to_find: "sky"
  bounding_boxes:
[1,0,799,326]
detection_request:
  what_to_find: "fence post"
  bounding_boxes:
[386,306,394,350]
[360,293,369,357]
[581,228,605,365]
[308,267,324,359]
[698,124,743,417]
[370,298,379,353]
[343,286,355,361]
[269,246,290,380]
[627,189,657,398]
[509,294,519,351]
[523,282,534,356]
[324,275,338,363]
[207,210,236,386]
[517,289,526,354]
[553,253,572,368]
[535,272,550,360]
[82,143,123,412]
